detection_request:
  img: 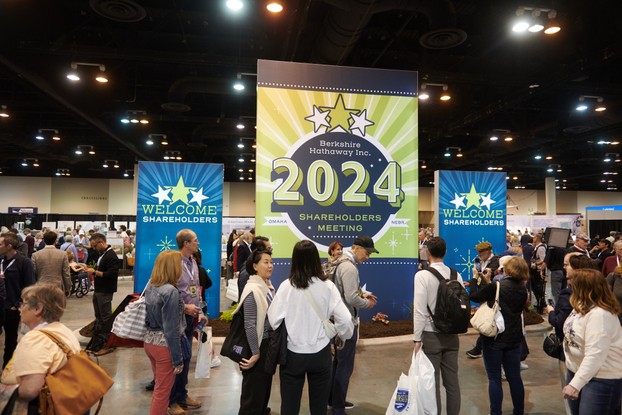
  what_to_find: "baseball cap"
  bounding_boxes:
[353,235,379,254]
[576,233,590,241]
[79,230,85,235]
[475,241,493,252]
[499,255,514,269]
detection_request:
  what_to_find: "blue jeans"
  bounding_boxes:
[329,325,358,415]
[482,338,524,415]
[566,370,622,415]
[169,314,194,405]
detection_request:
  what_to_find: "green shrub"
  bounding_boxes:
[219,303,238,322]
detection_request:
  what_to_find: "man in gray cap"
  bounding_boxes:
[568,233,590,255]
[329,235,378,414]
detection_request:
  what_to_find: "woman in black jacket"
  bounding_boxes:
[470,256,528,415]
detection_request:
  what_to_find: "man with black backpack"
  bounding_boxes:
[413,236,468,415]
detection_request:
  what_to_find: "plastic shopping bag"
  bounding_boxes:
[225,280,239,302]
[386,350,437,415]
[195,326,213,379]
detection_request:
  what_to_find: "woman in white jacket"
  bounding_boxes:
[268,240,354,415]
[562,268,622,415]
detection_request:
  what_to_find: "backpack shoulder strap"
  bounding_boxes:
[449,268,458,281]
[424,266,445,282]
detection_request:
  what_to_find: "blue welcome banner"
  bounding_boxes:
[435,170,507,276]
[134,161,223,318]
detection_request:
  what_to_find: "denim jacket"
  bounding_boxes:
[144,282,185,366]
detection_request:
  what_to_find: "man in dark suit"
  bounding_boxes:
[86,233,120,333]
[234,231,252,274]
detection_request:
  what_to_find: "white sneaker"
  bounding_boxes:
[520,362,528,370]
[210,356,222,368]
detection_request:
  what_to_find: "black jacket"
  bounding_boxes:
[471,278,527,343]
[93,246,120,293]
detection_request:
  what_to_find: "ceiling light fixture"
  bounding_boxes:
[266,1,283,13]
[233,72,257,92]
[67,62,108,83]
[22,158,39,167]
[576,95,606,112]
[35,128,60,141]
[55,168,71,177]
[444,147,461,157]
[512,7,560,35]
[418,84,429,100]
[123,169,134,178]
[418,83,450,101]
[0,105,10,118]
[121,110,149,125]
[226,0,244,11]
[163,151,182,161]
[148,133,167,145]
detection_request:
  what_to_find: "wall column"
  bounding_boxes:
[545,177,557,215]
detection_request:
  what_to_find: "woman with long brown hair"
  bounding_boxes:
[562,268,622,414]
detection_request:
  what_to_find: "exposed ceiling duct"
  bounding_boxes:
[312,0,458,64]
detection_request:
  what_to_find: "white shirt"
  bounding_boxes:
[413,262,464,341]
[268,277,354,354]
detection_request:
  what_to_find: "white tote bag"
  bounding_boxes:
[111,284,148,341]
[386,351,437,415]
[470,281,503,337]
[225,280,239,302]
[195,326,213,379]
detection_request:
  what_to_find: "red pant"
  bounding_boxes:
[144,343,176,415]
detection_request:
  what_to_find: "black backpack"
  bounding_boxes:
[424,267,471,334]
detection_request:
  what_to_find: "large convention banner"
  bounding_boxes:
[435,170,507,276]
[256,60,418,321]
[135,162,223,318]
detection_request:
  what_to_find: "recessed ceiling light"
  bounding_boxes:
[226,0,243,11]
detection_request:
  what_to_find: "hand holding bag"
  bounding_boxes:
[38,330,114,415]
[111,283,148,341]
[385,351,437,415]
[195,326,213,379]
[470,281,502,337]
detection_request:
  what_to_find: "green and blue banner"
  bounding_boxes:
[435,170,507,276]
[134,161,223,318]
[256,60,418,320]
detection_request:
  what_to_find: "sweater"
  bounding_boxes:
[563,307,622,391]
[236,275,273,355]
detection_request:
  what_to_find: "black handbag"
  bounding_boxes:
[543,332,563,359]
[220,309,252,363]
[264,322,287,374]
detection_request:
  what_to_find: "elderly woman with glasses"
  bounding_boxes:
[0,284,81,413]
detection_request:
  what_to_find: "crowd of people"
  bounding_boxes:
[415,227,622,415]
[2,221,622,414]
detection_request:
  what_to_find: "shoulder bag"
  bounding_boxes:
[264,321,287,375]
[111,283,148,341]
[220,307,252,363]
[303,288,338,338]
[38,330,114,415]
[542,331,563,359]
[470,281,502,337]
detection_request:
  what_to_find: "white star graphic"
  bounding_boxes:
[189,188,209,207]
[349,109,374,136]
[304,105,330,133]
[151,185,171,204]
[481,193,496,210]
[450,193,466,209]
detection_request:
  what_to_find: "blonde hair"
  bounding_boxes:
[149,250,182,287]
[570,268,621,315]
[22,285,66,322]
[66,250,75,262]
[503,256,529,281]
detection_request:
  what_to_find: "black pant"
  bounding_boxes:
[2,308,21,368]
[280,344,332,415]
[239,340,272,415]
[530,270,546,313]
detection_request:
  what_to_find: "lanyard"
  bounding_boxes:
[97,246,112,268]
[183,259,196,283]
[0,258,16,275]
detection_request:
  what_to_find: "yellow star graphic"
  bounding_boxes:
[167,176,195,205]
[320,94,359,132]
[461,183,484,209]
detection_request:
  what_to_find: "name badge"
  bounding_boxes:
[189,285,198,297]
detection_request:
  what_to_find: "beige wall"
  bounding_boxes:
[0,176,619,220]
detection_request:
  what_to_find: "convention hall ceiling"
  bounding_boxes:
[0,0,621,191]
